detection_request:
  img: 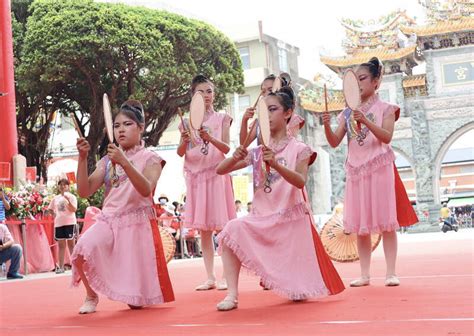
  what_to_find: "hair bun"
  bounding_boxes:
[120,99,145,123]
[278,86,294,101]
[192,74,209,85]
[360,57,383,79]
[274,85,295,110]
[122,99,143,112]
[369,57,380,68]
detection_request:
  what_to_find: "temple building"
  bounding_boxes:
[299,0,474,230]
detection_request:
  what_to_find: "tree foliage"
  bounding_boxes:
[14,0,244,173]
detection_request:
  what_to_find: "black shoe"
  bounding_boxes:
[7,272,24,279]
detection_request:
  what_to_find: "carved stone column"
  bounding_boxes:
[409,100,439,231]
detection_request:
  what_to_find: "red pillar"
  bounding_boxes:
[0,0,18,185]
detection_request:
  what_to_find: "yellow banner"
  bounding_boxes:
[232,175,249,204]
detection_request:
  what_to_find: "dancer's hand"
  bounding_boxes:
[232,146,248,162]
[76,138,90,160]
[262,147,277,168]
[353,110,367,125]
[199,128,213,142]
[107,144,128,167]
[181,130,191,144]
[322,112,331,126]
[242,108,255,122]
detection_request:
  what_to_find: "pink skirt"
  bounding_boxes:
[344,162,399,235]
[71,207,166,306]
[218,203,330,300]
[184,167,236,231]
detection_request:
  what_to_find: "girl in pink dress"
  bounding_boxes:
[323,57,418,288]
[215,86,345,311]
[177,75,236,291]
[239,74,305,291]
[72,100,174,314]
[239,74,305,147]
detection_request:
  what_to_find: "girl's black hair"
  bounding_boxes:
[360,57,382,79]
[191,74,214,94]
[57,178,70,186]
[117,100,145,124]
[261,74,276,87]
[269,84,295,111]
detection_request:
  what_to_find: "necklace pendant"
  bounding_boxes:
[111,174,120,188]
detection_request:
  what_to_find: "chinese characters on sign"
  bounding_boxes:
[443,61,474,85]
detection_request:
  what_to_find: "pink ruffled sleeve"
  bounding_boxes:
[96,156,107,173]
[383,103,400,121]
[145,151,166,168]
[287,114,305,137]
[296,144,317,166]
[222,113,233,128]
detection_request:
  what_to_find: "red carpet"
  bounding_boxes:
[1,232,473,335]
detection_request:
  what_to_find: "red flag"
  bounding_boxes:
[25,167,37,182]
[66,171,76,184]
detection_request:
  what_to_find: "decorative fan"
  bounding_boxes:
[159,226,176,263]
[320,216,381,263]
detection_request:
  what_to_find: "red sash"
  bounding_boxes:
[393,164,419,227]
[149,218,175,302]
[302,189,345,295]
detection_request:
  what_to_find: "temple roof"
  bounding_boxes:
[401,0,474,37]
[401,16,474,37]
[321,45,417,70]
[321,2,473,71]
[340,10,416,37]
[321,10,418,71]
[299,87,345,113]
[402,74,426,88]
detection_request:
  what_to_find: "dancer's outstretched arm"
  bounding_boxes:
[217,146,248,175]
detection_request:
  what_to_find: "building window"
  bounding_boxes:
[460,165,474,174]
[231,95,251,120]
[239,47,250,70]
[278,48,288,72]
[237,95,250,113]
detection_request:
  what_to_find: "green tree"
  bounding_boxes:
[18,0,244,171]
[12,0,61,180]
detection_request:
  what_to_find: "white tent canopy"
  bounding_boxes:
[47,158,78,186]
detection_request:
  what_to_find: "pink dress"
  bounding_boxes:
[71,144,174,306]
[180,111,236,231]
[338,95,400,235]
[218,136,345,300]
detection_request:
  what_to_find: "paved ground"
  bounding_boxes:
[1,230,473,336]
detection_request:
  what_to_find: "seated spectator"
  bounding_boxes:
[1,184,23,279]
[0,224,24,280]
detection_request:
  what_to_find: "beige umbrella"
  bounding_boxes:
[320,216,381,263]
[159,226,176,263]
